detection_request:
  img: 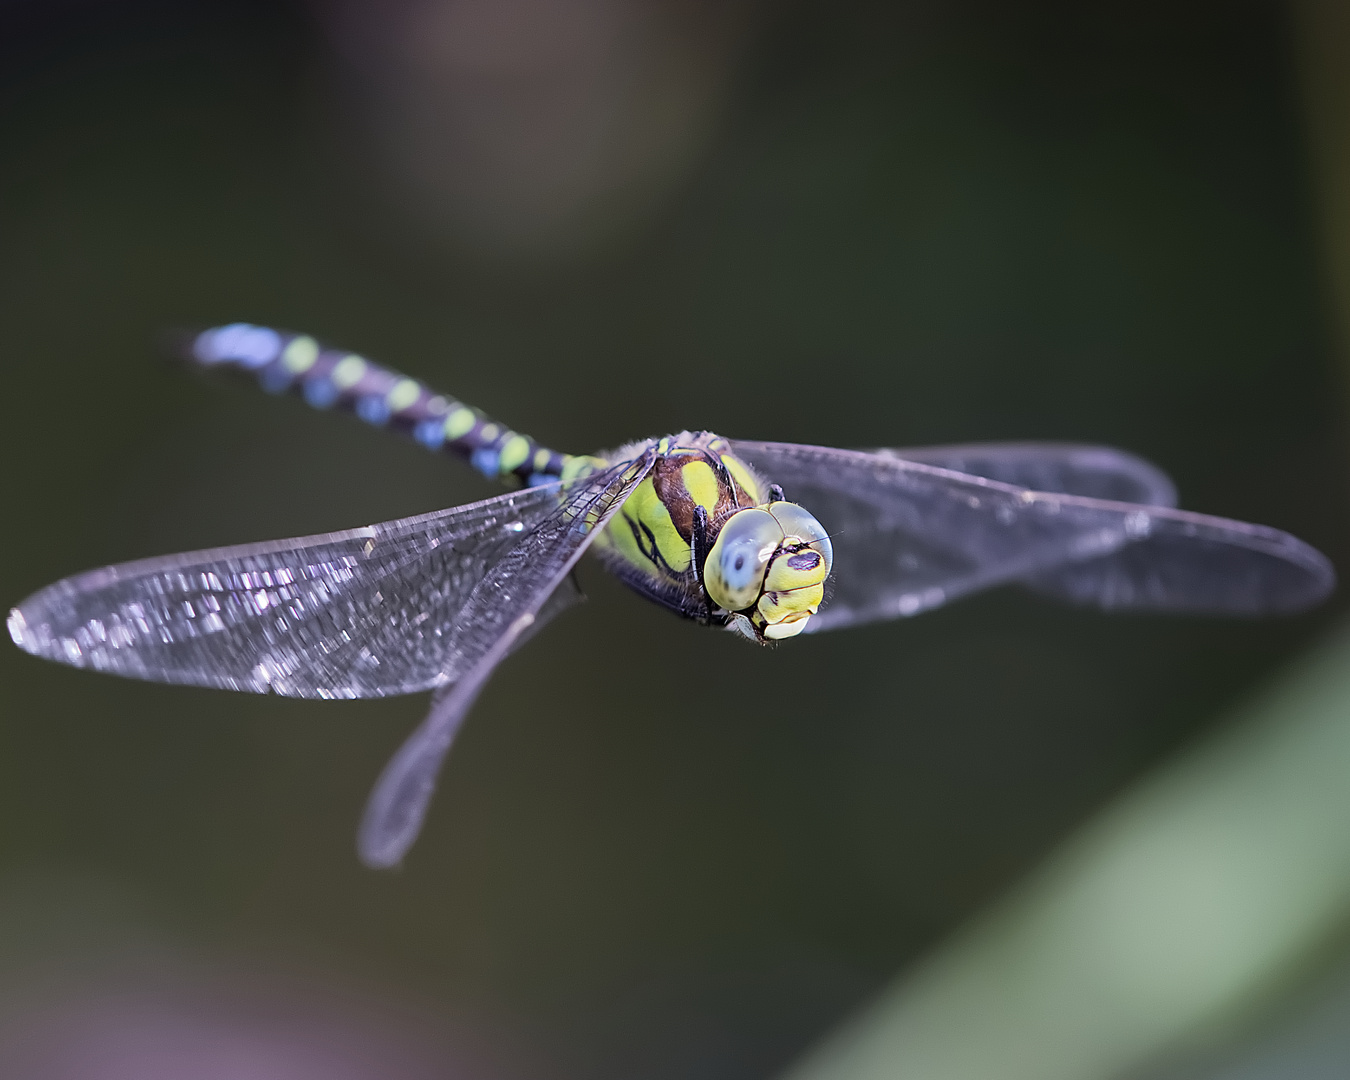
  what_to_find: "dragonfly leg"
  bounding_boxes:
[691,504,714,624]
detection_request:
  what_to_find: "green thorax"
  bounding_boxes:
[583,432,767,623]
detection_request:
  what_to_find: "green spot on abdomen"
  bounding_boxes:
[444,408,476,439]
[282,336,319,373]
[498,435,531,473]
[386,378,421,412]
[332,355,367,389]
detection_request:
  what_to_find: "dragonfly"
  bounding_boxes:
[8,324,1336,867]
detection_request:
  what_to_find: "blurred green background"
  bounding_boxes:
[1,1,1348,1077]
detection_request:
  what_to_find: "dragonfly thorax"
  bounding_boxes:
[591,433,832,642]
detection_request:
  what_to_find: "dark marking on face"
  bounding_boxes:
[786,551,821,572]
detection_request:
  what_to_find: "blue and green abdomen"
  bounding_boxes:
[192,324,571,485]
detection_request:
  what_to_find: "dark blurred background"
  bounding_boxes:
[0,1,1346,1078]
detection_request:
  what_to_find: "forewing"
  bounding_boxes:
[878,442,1178,507]
[8,484,576,698]
[732,441,1334,629]
[357,454,655,867]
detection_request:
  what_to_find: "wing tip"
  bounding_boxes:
[7,600,70,662]
[356,830,407,871]
[7,605,35,654]
[1278,543,1337,615]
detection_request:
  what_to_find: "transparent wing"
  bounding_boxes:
[8,477,613,699]
[357,453,655,868]
[731,441,1334,629]
[877,442,1178,507]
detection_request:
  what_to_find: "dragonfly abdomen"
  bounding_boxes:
[189,323,571,486]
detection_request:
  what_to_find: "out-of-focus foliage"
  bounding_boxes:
[782,624,1350,1080]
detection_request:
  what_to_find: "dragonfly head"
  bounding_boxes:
[703,502,832,641]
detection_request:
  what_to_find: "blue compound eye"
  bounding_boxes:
[704,508,783,612]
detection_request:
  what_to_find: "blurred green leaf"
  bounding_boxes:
[782,622,1350,1080]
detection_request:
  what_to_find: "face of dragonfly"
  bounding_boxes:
[704,502,833,640]
[590,433,833,641]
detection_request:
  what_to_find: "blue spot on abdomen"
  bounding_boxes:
[414,419,447,449]
[471,448,500,477]
[303,378,339,409]
[356,397,391,426]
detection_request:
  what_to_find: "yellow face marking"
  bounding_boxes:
[680,460,721,515]
[332,354,367,389]
[757,582,824,623]
[282,335,319,373]
[498,435,531,473]
[444,407,476,439]
[763,611,812,640]
[764,548,828,592]
[754,580,823,640]
[386,378,421,412]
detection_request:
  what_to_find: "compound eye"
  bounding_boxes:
[765,502,833,575]
[704,508,782,611]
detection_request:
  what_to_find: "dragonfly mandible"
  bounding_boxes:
[8,324,1336,867]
